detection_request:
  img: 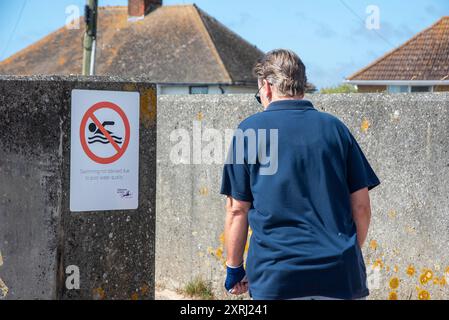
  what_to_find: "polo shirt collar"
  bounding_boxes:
[265,99,315,112]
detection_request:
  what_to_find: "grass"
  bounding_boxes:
[183,277,215,300]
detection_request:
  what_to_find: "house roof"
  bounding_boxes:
[347,16,449,82]
[0,4,264,85]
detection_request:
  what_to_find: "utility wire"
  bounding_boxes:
[0,0,28,60]
[338,0,396,49]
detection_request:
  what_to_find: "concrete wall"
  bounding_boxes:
[0,75,157,300]
[156,93,449,300]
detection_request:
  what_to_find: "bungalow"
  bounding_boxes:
[0,0,265,95]
[346,16,449,93]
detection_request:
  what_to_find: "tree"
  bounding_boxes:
[320,84,357,94]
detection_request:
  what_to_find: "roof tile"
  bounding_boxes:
[0,5,264,85]
[348,17,449,81]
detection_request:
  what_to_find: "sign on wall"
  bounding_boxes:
[70,89,140,212]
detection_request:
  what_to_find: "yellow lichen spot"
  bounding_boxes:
[393,265,399,273]
[361,119,371,133]
[123,85,157,128]
[140,284,149,296]
[0,278,8,298]
[406,226,416,234]
[140,88,157,127]
[369,240,378,250]
[407,265,416,277]
[431,276,443,286]
[388,210,397,219]
[445,267,449,274]
[420,274,429,285]
[131,292,139,300]
[389,277,400,290]
[215,248,223,259]
[386,266,390,272]
[389,291,398,300]
[93,287,106,300]
[123,83,157,128]
[372,259,384,270]
[199,187,209,196]
[219,232,225,245]
[197,112,204,121]
[419,270,433,285]
[418,289,430,300]
[439,276,447,286]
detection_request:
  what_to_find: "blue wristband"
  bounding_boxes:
[224,263,246,292]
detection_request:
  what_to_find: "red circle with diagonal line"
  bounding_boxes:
[80,101,130,164]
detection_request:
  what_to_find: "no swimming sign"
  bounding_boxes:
[70,89,140,212]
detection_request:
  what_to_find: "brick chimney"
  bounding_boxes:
[128,0,162,18]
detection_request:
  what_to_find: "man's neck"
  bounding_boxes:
[265,95,305,109]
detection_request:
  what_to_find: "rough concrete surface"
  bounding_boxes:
[156,93,449,300]
[1,77,448,300]
[0,75,157,300]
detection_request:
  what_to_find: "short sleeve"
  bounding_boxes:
[346,132,381,194]
[220,133,253,202]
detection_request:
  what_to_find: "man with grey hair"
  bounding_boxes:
[221,49,380,300]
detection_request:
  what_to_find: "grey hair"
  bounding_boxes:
[253,49,308,97]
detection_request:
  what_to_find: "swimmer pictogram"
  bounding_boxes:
[80,101,130,165]
[87,121,123,145]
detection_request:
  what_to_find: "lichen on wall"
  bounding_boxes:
[156,93,449,300]
[0,251,8,299]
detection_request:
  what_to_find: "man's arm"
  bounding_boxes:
[350,187,372,247]
[224,196,251,295]
[224,196,251,266]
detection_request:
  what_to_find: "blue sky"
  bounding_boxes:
[0,0,447,88]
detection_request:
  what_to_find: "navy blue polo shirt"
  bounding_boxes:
[220,99,380,300]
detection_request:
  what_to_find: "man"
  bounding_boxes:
[220,49,380,300]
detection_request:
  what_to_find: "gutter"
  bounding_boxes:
[344,80,449,86]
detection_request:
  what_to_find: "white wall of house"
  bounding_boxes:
[347,80,449,93]
[157,84,256,95]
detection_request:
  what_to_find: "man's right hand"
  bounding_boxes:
[224,263,248,294]
[229,279,248,295]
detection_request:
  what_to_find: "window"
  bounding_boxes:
[388,85,409,93]
[189,86,209,95]
[387,85,434,93]
[411,86,432,93]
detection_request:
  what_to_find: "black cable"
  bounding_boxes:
[338,0,396,49]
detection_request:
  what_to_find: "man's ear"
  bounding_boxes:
[264,80,272,100]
